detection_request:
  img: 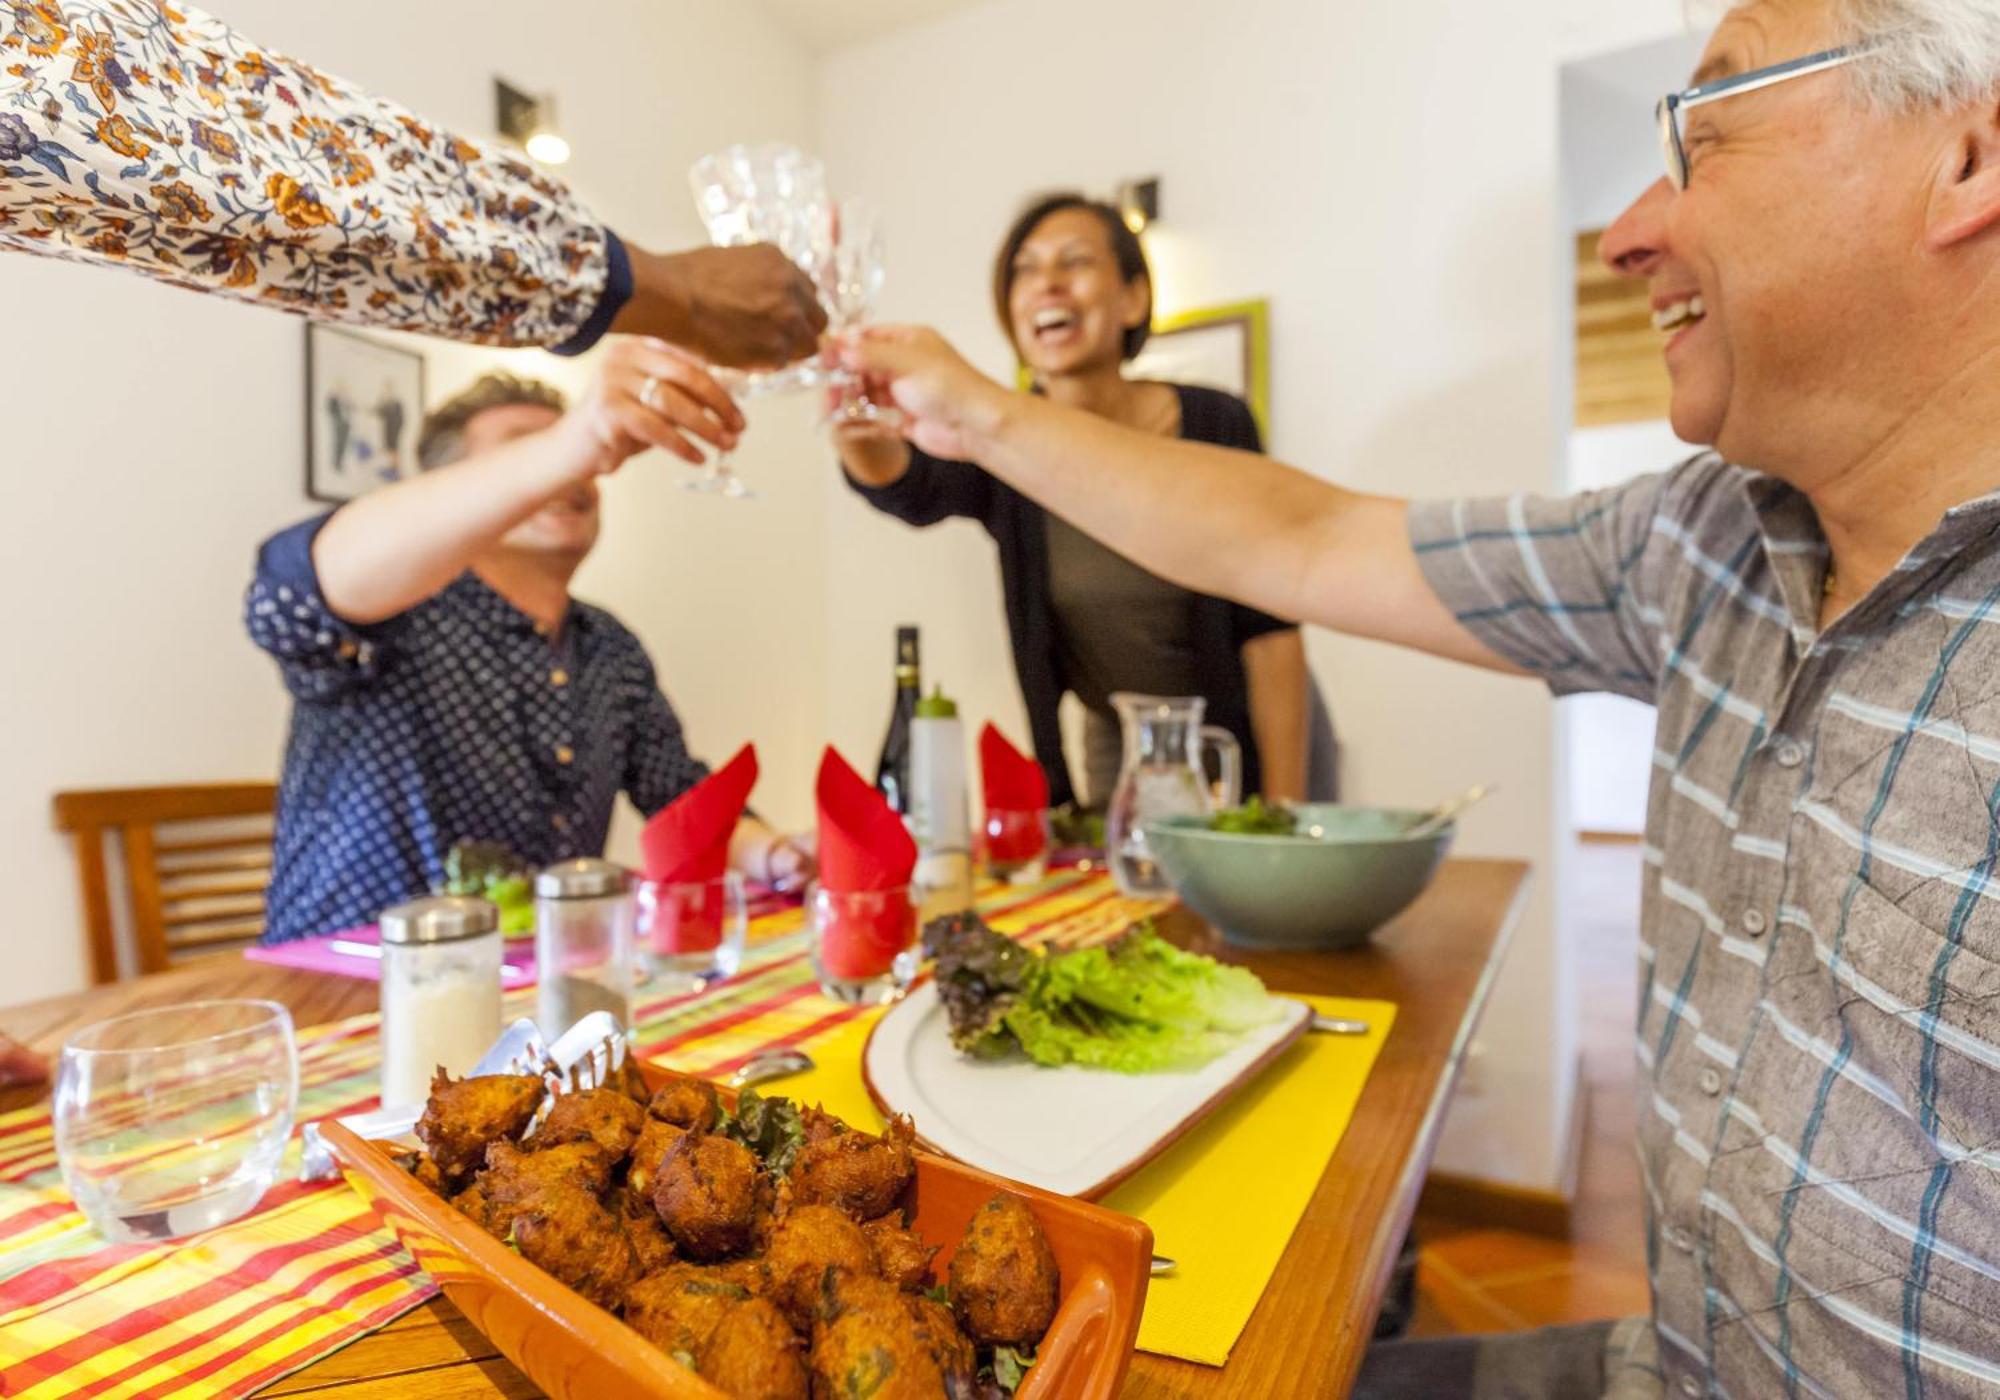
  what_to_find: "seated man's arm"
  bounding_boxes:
[313,339,741,624]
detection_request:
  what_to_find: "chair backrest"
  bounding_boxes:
[52,784,279,984]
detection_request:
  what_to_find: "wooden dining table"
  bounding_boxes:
[0,856,1528,1399]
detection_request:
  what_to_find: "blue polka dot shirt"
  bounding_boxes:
[245,513,710,943]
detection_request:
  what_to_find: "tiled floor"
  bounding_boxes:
[1409,839,1652,1336]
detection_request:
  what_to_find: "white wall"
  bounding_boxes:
[2,0,821,1000]
[818,0,1686,1187]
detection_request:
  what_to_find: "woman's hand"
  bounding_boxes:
[550,336,746,481]
[836,325,1013,464]
[828,400,913,486]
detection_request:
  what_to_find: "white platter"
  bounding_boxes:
[862,984,1313,1199]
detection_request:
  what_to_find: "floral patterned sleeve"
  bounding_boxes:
[0,0,629,353]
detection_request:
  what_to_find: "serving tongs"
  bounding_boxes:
[299,1012,629,1182]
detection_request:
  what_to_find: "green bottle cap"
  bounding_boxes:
[915,685,958,719]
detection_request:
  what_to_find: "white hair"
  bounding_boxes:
[1776,0,2000,110]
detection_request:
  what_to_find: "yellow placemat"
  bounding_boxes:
[774,992,1397,1368]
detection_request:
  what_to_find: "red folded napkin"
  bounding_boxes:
[980,723,1049,811]
[639,745,756,956]
[641,744,758,882]
[815,747,917,979]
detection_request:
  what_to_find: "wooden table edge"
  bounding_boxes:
[1328,861,1532,1395]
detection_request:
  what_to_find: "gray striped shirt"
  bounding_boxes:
[1412,455,2000,1400]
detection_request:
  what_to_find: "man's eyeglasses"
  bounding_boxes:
[1656,46,1865,190]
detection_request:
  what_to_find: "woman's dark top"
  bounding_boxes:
[843,382,1297,808]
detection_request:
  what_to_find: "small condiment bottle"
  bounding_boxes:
[534,857,634,1037]
[909,684,974,918]
[378,895,503,1107]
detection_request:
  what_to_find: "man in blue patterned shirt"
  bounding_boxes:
[248,339,811,943]
[836,2,2000,1395]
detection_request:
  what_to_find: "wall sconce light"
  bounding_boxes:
[495,77,570,166]
[1116,177,1160,234]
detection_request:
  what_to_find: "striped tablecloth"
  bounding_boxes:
[0,869,1161,1399]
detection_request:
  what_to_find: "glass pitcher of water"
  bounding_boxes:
[1104,693,1242,897]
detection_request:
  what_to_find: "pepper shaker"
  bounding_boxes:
[534,857,634,1037]
[378,895,503,1107]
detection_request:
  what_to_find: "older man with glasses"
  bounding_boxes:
[837,0,2000,1395]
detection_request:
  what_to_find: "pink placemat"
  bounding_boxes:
[242,886,802,984]
[242,926,538,985]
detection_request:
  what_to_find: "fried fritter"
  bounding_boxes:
[696,1296,809,1400]
[653,1130,761,1260]
[862,1214,938,1292]
[533,1087,645,1159]
[809,1273,947,1399]
[402,1150,446,1195]
[763,1204,876,1329]
[648,1073,722,1131]
[611,1183,679,1276]
[906,1291,976,1383]
[463,1138,616,1239]
[511,1185,641,1312]
[451,1182,504,1238]
[606,1054,653,1106]
[483,1137,615,1202]
[788,1114,916,1221]
[704,1255,772,1298]
[415,1069,545,1187]
[949,1193,1059,1347]
[798,1103,847,1146]
[625,1262,752,1356]
[627,1116,688,1198]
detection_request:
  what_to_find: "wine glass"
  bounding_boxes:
[823,196,902,428]
[54,1000,299,1242]
[686,144,836,498]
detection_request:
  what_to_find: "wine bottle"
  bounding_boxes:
[874,626,921,816]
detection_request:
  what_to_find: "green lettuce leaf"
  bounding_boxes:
[1029,924,1282,1035]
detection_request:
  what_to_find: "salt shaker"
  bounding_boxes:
[378,895,503,1107]
[534,858,634,1037]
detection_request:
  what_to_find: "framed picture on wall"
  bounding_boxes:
[1126,299,1271,438]
[305,323,425,503]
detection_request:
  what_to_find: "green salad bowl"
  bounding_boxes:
[1142,804,1453,950]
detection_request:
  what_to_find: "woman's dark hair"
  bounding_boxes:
[992,192,1153,363]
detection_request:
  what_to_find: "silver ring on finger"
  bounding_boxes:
[640,374,663,411]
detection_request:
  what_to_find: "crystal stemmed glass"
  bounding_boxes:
[685,144,835,498]
[821,196,902,428]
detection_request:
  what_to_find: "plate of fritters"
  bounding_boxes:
[321,1059,1152,1399]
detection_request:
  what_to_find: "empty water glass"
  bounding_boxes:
[55,1000,299,1243]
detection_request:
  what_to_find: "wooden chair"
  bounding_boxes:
[52,784,279,984]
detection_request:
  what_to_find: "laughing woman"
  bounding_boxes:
[836,192,1337,809]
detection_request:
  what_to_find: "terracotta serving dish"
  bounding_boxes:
[322,1058,1152,1400]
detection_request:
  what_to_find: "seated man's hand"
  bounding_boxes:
[626,244,828,371]
[764,831,816,895]
[556,337,745,476]
[836,326,1010,464]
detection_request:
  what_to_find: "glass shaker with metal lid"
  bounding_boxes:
[534,857,634,1037]
[378,894,502,1107]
